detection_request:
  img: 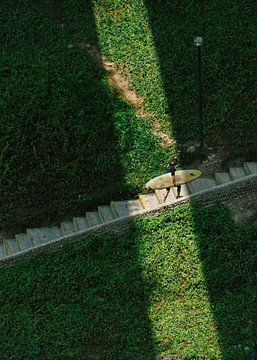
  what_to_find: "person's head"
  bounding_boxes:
[171,158,178,164]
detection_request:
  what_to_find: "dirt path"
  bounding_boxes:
[77,41,175,149]
[38,1,174,149]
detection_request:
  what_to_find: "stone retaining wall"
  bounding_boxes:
[1,173,257,268]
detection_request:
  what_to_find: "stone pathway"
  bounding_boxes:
[8,5,255,266]
[0,162,257,264]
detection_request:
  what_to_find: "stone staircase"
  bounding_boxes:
[1,162,257,262]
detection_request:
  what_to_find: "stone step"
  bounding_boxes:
[48,226,63,239]
[171,184,191,198]
[139,194,160,209]
[61,221,76,236]
[111,199,144,217]
[86,211,102,227]
[155,189,166,204]
[215,172,232,185]
[5,238,20,255]
[229,166,246,180]
[155,188,176,204]
[0,241,7,258]
[16,233,33,251]
[188,178,217,193]
[98,206,116,223]
[155,185,191,203]
[244,162,257,175]
[27,227,62,246]
[73,217,89,231]
[1,159,256,262]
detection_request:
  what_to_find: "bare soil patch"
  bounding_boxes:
[37,1,175,148]
[77,42,175,149]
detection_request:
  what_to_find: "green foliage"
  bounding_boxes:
[0,233,155,359]
[0,0,168,231]
[2,3,257,359]
[135,205,257,359]
[87,0,257,152]
[2,0,257,230]
[4,0,257,231]
[0,204,256,359]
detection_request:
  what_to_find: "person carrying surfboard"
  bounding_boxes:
[164,158,181,202]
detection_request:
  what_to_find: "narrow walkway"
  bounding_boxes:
[0,162,257,264]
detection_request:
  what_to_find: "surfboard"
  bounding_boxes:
[146,169,202,190]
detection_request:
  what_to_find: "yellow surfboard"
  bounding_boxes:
[146,169,202,190]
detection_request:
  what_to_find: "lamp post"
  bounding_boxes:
[194,36,204,148]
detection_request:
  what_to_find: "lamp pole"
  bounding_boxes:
[194,36,204,148]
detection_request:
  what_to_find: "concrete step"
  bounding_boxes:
[16,233,33,251]
[46,226,62,240]
[111,199,144,217]
[1,159,255,262]
[0,241,7,258]
[155,185,191,203]
[155,189,167,204]
[229,166,246,180]
[86,211,102,227]
[188,178,217,193]
[73,217,89,231]
[244,162,257,175]
[171,184,191,198]
[27,227,62,246]
[139,194,160,209]
[98,206,116,222]
[215,172,232,185]
[155,188,176,204]
[5,238,20,255]
[61,221,76,236]
[155,189,174,204]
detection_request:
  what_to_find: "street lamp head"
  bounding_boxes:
[194,36,203,46]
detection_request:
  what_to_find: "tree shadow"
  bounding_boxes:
[0,0,164,232]
[190,205,257,359]
[0,1,157,359]
[143,2,257,359]
[0,231,157,360]
[143,1,257,157]
[143,1,202,148]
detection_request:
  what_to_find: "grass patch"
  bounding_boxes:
[3,1,257,230]
[84,1,257,153]
[0,204,256,359]
[0,0,171,231]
